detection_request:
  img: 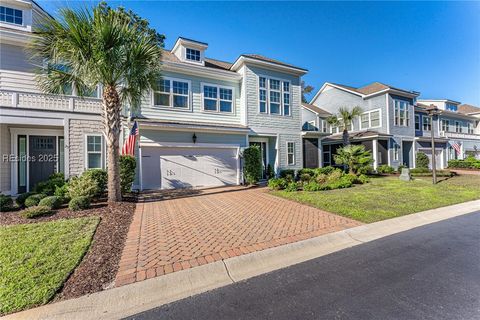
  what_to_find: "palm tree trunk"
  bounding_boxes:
[342,129,349,146]
[103,85,122,202]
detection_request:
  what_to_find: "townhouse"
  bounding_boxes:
[0,0,306,194]
[301,82,480,170]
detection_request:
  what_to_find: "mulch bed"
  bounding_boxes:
[0,200,136,301]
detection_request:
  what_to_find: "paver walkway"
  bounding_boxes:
[115,187,361,286]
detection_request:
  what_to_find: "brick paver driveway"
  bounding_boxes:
[115,187,361,286]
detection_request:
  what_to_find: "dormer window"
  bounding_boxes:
[0,6,23,25]
[186,48,201,62]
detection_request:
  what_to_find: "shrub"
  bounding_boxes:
[448,158,480,169]
[410,169,454,177]
[267,178,288,191]
[416,152,429,169]
[25,194,47,208]
[68,175,98,199]
[377,165,395,174]
[38,196,62,209]
[120,155,137,194]
[266,164,275,180]
[315,173,328,184]
[284,181,299,192]
[344,173,359,184]
[83,169,108,197]
[314,166,335,176]
[326,169,344,183]
[410,167,430,174]
[20,205,51,219]
[358,174,370,184]
[299,173,313,183]
[54,184,70,203]
[326,176,353,190]
[69,196,91,211]
[0,195,14,212]
[296,168,316,179]
[15,192,34,207]
[34,173,65,196]
[334,145,374,175]
[303,181,324,191]
[242,146,262,185]
[279,169,296,181]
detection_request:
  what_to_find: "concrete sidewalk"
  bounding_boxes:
[4,200,480,320]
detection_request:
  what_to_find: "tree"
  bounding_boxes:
[243,146,262,185]
[301,81,314,103]
[30,2,164,202]
[334,145,373,175]
[327,106,363,146]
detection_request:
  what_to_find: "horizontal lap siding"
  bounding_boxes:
[140,129,247,147]
[0,124,11,193]
[137,71,242,126]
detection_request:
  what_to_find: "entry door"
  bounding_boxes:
[303,138,319,168]
[249,142,267,179]
[29,136,56,190]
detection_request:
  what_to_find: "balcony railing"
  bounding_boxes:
[440,131,480,140]
[0,90,102,114]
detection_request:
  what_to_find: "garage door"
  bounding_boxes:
[141,146,238,190]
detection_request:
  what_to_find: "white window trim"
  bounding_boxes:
[441,119,450,132]
[394,99,410,127]
[359,108,382,130]
[393,143,400,161]
[286,141,295,166]
[415,114,421,131]
[0,5,24,27]
[455,121,462,133]
[152,76,192,111]
[185,48,201,62]
[423,116,432,131]
[257,74,292,117]
[200,82,235,114]
[331,118,353,133]
[84,134,105,170]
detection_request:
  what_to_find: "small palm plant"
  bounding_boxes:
[327,106,363,146]
[334,145,373,175]
[30,3,164,202]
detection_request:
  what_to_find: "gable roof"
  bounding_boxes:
[458,104,480,115]
[162,50,235,72]
[301,103,331,117]
[240,54,308,72]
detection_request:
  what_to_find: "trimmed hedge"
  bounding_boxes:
[34,173,65,196]
[243,146,262,185]
[377,165,395,174]
[0,195,14,212]
[120,155,137,194]
[416,152,429,169]
[16,192,34,207]
[448,157,480,170]
[68,196,91,211]
[24,194,47,208]
[38,196,62,210]
[20,205,52,219]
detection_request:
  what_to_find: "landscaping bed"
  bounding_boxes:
[271,175,480,223]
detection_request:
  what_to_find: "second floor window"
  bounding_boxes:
[153,78,189,109]
[423,116,431,131]
[360,109,381,129]
[0,6,22,25]
[186,48,201,62]
[415,114,420,130]
[287,142,295,165]
[455,121,462,133]
[321,119,328,133]
[441,119,450,132]
[394,100,410,126]
[468,123,474,134]
[202,84,233,113]
[258,76,291,116]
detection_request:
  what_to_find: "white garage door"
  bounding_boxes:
[422,149,442,170]
[141,146,238,190]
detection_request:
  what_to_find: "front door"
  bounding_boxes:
[402,141,412,167]
[303,138,319,168]
[249,141,267,179]
[29,136,56,190]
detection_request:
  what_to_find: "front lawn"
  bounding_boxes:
[0,217,99,315]
[272,175,480,223]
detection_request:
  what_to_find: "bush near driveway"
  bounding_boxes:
[24,194,47,208]
[120,155,136,194]
[243,146,262,185]
[272,175,480,223]
[0,217,99,315]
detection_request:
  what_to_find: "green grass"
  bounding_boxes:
[272,175,480,223]
[0,217,99,315]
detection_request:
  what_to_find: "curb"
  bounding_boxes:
[4,200,480,320]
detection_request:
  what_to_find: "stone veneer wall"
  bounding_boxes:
[68,119,104,177]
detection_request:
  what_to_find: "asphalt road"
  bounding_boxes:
[126,212,480,320]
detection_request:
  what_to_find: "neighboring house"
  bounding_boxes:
[301,103,331,168]
[133,38,307,189]
[0,0,307,194]
[303,83,480,170]
[0,0,105,195]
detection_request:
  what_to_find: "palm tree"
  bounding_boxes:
[334,145,373,175]
[301,81,315,103]
[30,3,164,202]
[327,106,363,146]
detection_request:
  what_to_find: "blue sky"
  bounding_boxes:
[37,1,480,105]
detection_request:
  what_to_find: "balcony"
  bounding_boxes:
[0,90,102,114]
[440,131,480,140]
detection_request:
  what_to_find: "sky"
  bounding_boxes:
[36,1,480,105]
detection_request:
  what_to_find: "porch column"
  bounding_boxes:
[63,118,70,178]
[372,139,378,170]
[318,138,323,168]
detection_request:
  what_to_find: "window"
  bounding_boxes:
[86,135,103,169]
[202,84,233,113]
[17,135,27,193]
[393,144,400,161]
[258,76,291,116]
[186,48,201,62]
[455,121,462,133]
[423,116,431,131]
[58,137,65,173]
[153,78,189,108]
[287,142,295,165]
[394,100,410,126]
[468,123,474,134]
[360,109,381,129]
[441,119,450,132]
[0,6,22,25]
[415,114,421,131]
[321,119,328,133]
[446,103,458,112]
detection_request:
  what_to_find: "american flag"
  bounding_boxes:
[451,141,462,155]
[122,121,139,156]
